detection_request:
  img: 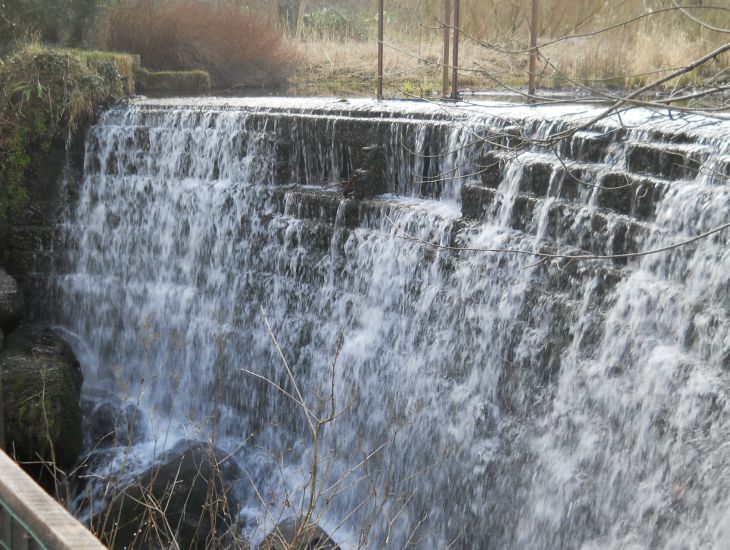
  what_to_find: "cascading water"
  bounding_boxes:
[55,98,729,549]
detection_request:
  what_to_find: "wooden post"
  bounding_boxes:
[377,0,384,100]
[442,0,451,98]
[451,0,460,100]
[295,0,308,40]
[528,0,539,101]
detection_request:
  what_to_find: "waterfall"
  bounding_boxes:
[56,98,729,549]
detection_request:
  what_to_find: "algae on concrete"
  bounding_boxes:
[135,67,211,95]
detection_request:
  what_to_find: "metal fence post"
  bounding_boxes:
[451,0,460,100]
[442,0,451,98]
[377,0,384,100]
[528,0,539,101]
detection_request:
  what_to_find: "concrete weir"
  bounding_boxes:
[7,98,729,548]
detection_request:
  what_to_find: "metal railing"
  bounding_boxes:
[0,451,105,550]
[376,0,540,101]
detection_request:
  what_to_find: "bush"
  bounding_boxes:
[304,7,373,41]
[107,1,293,90]
[0,0,99,50]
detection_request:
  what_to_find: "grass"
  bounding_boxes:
[285,2,729,99]
[0,43,136,220]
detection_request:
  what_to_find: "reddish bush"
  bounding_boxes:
[108,1,292,90]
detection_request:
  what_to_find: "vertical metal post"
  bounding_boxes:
[377,0,384,100]
[451,0,460,99]
[528,0,539,101]
[442,0,451,98]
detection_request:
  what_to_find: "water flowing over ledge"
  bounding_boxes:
[55,98,729,548]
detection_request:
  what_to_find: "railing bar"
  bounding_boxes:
[1,505,12,550]
[0,501,47,550]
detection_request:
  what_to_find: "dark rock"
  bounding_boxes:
[0,325,83,471]
[0,269,24,332]
[348,166,385,200]
[522,161,553,197]
[84,400,147,449]
[260,517,340,550]
[461,184,496,220]
[97,440,245,550]
[477,151,503,188]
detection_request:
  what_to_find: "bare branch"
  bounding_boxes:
[382,213,730,263]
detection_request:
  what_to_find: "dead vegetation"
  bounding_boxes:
[283,0,730,97]
[105,1,293,90]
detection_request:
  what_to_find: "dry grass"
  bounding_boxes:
[289,36,506,97]
[106,1,293,90]
[286,1,729,97]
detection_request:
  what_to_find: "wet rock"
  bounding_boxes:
[84,400,147,449]
[97,440,245,550]
[461,184,496,220]
[477,151,503,188]
[260,517,340,550]
[348,167,385,200]
[0,325,83,470]
[0,269,24,332]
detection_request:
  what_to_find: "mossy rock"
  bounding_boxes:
[0,268,23,332]
[96,440,245,549]
[135,67,211,96]
[0,324,83,471]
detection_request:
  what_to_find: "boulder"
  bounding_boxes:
[260,517,340,550]
[83,399,147,449]
[0,325,83,470]
[96,440,246,550]
[0,269,24,332]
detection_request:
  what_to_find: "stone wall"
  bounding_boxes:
[0,131,86,321]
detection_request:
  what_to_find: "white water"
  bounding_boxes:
[56,99,729,549]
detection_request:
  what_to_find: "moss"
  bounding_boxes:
[0,131,31,220]
[0,44,137,221]
[135,68,211,95]
[0,326,83,469]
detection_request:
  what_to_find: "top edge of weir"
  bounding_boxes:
[122,96,730,140]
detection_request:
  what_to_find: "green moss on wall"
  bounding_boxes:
[135,67,211,95]
[0,44,137,220]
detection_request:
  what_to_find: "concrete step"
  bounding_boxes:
[625,141,713,180]
[461,184,652,258]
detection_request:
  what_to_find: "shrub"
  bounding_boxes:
[107,1,293,90]
[304,7,373,41]
[0,0,99,50]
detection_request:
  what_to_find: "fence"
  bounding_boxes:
[376,0,540,100]
[0,451,105,550]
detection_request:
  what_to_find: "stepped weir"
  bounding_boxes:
[53,98,728,548]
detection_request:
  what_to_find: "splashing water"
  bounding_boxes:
[55,98,729,549]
